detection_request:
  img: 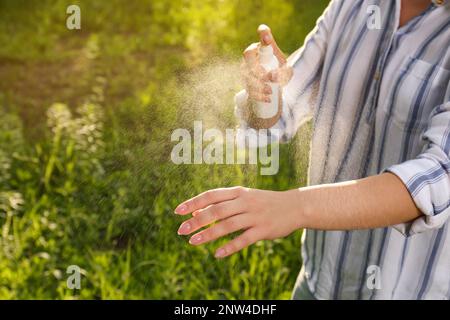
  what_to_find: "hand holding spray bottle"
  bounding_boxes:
[254,44,280,119]
[236,25,292,128]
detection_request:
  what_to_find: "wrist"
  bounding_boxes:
[283,188,313,231]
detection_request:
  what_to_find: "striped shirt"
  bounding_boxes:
[235,0,450,299]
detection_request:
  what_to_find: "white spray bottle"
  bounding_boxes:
[254,44,279,119]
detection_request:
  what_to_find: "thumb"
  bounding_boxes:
[257,24,286,65]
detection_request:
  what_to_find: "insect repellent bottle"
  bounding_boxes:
[254,44,279,119]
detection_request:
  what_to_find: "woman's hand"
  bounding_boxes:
[242,24,293,103]
[174,175,422,259]
[175,187,301,258]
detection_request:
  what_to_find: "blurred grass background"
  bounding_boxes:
[0,0,328,299]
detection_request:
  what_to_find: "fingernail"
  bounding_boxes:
[263,34,272,44]
[177,222,191,235]
[175,204,187,214]
[215,248,226,258]
[189,234,203,245]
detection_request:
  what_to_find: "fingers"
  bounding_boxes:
[243,42,259,66]
[177,199,245,235]
[246,78,272,96]
[188,213,253,246]
[242,43,268,77]
[257,24,287,65]
[257,24,273,46]
[240,60,272,102]
[175,187,243,215]
[268,65,293,86]
[176,187,264,258]
[241,66,271,92]
[242,74,272,103]
[214,227,262,258]
[249,91,271,103]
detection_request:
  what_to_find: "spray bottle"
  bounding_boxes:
[254,44,280,119]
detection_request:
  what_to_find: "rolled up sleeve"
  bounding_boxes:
[385,95,450,236]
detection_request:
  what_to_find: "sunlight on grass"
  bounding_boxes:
[0,0,328,299]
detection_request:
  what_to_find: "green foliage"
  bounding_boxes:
[0,0,328,299]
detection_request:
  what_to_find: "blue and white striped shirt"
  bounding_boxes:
[236,0,450,299]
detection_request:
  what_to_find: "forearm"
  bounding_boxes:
[291,172,422,231]
[175,173,423,258]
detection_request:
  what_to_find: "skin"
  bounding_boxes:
[175,0,431,259]
[399,0,432,28]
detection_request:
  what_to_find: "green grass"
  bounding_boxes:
[0,0,328,299]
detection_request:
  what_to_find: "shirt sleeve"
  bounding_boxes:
[385,82,450,237]
[234,0,343,145]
